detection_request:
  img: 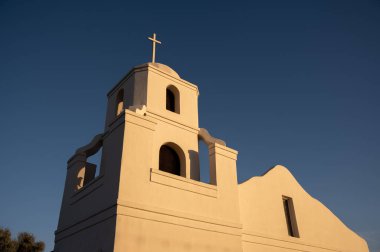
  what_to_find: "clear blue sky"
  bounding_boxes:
[0,0,379,251]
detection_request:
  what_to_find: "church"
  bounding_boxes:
[54,34,369,252]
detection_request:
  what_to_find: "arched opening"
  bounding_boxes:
[197,128,222,185]
[76,145,103,191]
[198,139,211,184]
[159,145,181,176]
[166,86,180,113]
[75,135,103,191]
[115,89,124,116]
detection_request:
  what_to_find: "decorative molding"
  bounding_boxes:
[68,134,103,163]
[128,104,147,115]
[209,143,238,160]
[55,204,117,241]
[242,230,345,252]
[147,65,199,92]
[125,109,157,131]
[107,63,199,98]
[198,128,226,146]
[70,176,104,205]
[150,168,217,198]
[146,110,199,134]
[117,200,242,237]
[106,109,125,130]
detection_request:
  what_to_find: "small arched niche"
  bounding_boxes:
[159,143,184,177]
[115,89,124,116]
[166,85,180,114]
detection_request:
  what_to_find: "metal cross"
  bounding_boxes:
[148,33,161,63]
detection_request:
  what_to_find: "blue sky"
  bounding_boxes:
[0,0,379,251]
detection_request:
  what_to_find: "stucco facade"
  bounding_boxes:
[54,63,368,252]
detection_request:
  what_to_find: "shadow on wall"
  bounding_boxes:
[188,139,211,184]
[188,150,199,181]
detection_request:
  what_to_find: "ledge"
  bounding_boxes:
[150,169,217,198]
[242,230,343,252]
[70,175,104,205]
[116,200,242,236]
[146,110,199,134]
[209,143,238,160]
[125,109,157,131]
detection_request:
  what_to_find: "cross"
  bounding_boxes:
[148,33,161,63]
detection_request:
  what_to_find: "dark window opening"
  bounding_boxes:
[87,146,102,178]
[115,89,124,116]
[282,196,299,237]
[166,89,175,112]
[159,145,181,176]
[76,137,103,191]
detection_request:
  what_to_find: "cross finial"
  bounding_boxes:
[148,33,161,63]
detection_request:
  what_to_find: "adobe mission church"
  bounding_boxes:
[54,34,369,252]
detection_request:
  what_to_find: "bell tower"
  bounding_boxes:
[54,36,242,252]
[105,62,201,180]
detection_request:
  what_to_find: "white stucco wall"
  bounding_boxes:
[239,165,369,252]
[54,63,369,252]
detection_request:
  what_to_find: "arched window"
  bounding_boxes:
[115,89,124,116]
[166,86,180,113]
[75,135,103,191]
[159,145,181,176]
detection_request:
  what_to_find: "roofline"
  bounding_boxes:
[107,63,199,97]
